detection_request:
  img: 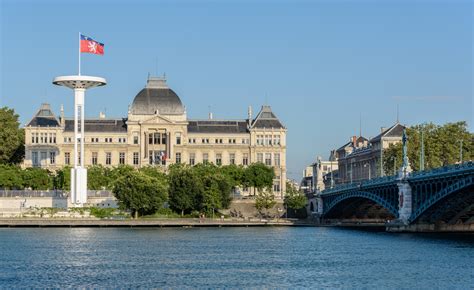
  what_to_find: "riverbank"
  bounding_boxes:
[0,218,316,228]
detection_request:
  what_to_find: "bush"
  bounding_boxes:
[90,207,115,218]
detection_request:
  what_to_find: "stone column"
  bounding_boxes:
[397,180,412,224]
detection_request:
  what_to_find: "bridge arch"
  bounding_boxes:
[323,190,399,219]
[410,175,474,223]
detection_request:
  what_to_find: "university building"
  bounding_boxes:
[23,76,287,197]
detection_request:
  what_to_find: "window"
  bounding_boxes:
[215,138,223,144]
[257,153,263,163]
[119,152,125,165]
[189,153,195,165]
[274,135,281,145]
[273,183,281,192]
[242,138,249,144]
[228,138,236,144]
[274,153,280,166]
[149,133,153,145]
[265,153,272,166]
[91,152,98,165]
[188,138,196,144]
[106,152,112,165]
[133,135,139,144]
[216,153,222,165]
[40,133,44,143]
[161,133,167,145]
[53,133,56,144]
[229,153,235,165]
[176,133,181,145]
[118,137,126,143]
[176,152,181,164]
[65,152,70,165]
[264,135,271,146]
[243,153,249,166]
[133,152,139,165]
[40,152,47,166]
[32,152,39,167]
[203,153,209,164]
[35,133,38,143]
[31,133,35,144]
[202,138,209,144]
[154,133,161,144]
[257,135,263,145]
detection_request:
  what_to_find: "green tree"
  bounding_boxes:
[168,164,203,216]
[21,168,52,190]
[87,165,110,190]
[284,182,307,210]
[255,190,276,218]
[54,166,71,190]
[244,163,275,195]
[383,122,473,173]
[0,164,23,189]
[0,107,24,164]
[113,170,168,218]
[108,165,135,188]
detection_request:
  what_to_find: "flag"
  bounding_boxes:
[80,34,104,55]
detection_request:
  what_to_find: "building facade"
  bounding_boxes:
[336,123,404,184]
[23,76,287,197]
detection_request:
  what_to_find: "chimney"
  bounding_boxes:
[60,104,65,127]
[99,112,106,119]
[248,106,252,125]
[381,127,387,133]
[351,136,357,147]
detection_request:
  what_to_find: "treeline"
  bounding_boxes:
[0,163,276,218]
[383,121,473,174]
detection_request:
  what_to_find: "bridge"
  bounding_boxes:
[311,161,474,231]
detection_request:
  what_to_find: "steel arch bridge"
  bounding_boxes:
[318,162,474,225]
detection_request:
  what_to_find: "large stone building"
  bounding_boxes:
[23,76,287,197]
[335,122,404,184]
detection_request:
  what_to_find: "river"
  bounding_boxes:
[0,227,472,288]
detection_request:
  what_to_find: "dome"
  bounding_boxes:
[130,76,185,115]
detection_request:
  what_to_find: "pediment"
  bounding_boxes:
[141,115,175,125]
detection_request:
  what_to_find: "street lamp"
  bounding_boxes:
[364,162,371,180]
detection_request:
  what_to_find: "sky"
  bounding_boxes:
[1,0,472,180]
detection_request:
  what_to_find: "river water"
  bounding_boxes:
[0,227,472,288]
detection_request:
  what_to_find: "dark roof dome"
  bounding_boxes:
[130,76,185,115]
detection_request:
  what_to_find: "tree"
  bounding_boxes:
[21,168,52,190]
[168,164,203,216]
[0,107,24,164]
[54,166,71,190]
[284,182,307,210]
[0,164,23,189]
[383,122,473,173]
[113,170,168,218]
[87,165,110,190]
[244,163,275,195]
[255,190,276,218]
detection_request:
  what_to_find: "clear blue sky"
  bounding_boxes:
[1,0,472,180]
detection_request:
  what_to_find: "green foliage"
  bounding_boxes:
[87,165,111,190]
[113,170,168,218]
[383,122,473,174]
[21,168,52,190]
[245,163,275,193]
[139,166,167,180]
[168,164,203,215]
[0,164,23,189]
[90,207,115,218]
[54,166,71,190]
[284,182,307,210]
[0,107,24,164]
[255,190,276,217]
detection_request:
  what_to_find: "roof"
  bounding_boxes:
[370,122,405,142]
[130,76,185,115]
[251,105,285,129]
[64,119,127,133]
[27,103,60,127]
[188,120,249,134]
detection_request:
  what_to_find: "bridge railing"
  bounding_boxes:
[321,175,397,195]
[408,161,473,180]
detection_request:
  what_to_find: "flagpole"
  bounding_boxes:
[78,32,81,75]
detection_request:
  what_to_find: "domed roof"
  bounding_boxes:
[130,76,185,115]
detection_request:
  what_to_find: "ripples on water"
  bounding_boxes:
[0,227,473,288]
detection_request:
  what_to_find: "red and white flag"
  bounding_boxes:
[80,34,104,55]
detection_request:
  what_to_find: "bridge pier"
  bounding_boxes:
[397,180,412,224]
